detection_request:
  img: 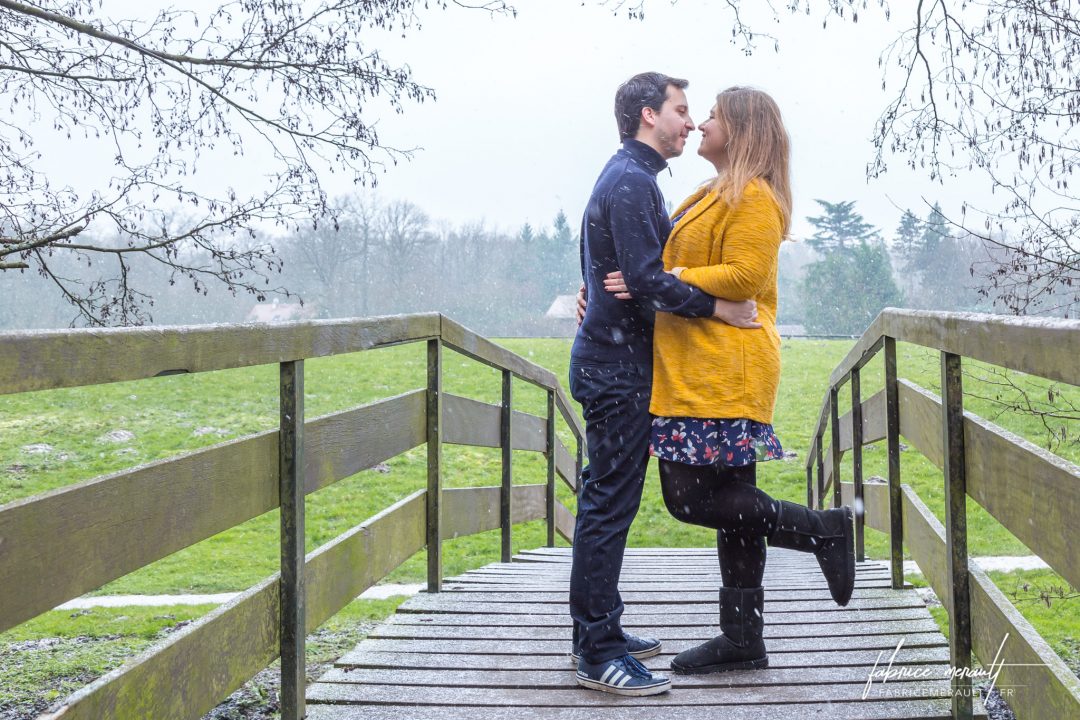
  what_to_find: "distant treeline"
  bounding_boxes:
[2,196,1069,335]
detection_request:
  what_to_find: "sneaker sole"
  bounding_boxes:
[671,656,769,675]
[576,674,671,696]
[569,644,661,664]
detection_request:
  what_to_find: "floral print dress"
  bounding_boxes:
[650,417,784,467]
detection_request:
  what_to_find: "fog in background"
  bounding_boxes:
[4,1,1020,333]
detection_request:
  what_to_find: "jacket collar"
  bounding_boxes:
[670,185,719,241]
[620,138,668,175]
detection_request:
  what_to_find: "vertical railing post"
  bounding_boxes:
[830,386,842,509]
[851,367,865,561]
[546,390,557,547]
[942,351,973,719]
[426,339,443,592]
[500,369,513,562]
[278,360,305,720]
[884,337,904,590]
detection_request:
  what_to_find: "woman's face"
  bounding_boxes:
[697,106,729,169]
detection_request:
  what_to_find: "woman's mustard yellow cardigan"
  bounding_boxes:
[650,179,784,424]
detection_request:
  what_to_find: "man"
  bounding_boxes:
[569,71,760,696]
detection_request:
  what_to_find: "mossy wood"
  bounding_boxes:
[0,313,585,719]
[829,309,1079,387]
[0,390,426,635]
[895,379,1080,590]
[0,313,442,396]
[41,491,427,720]
[809,308,1080,720]
[901,487,1080,720]
[441,485,547,539]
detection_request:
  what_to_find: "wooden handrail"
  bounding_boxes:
[806,307,1080,720]
[827,309,1080,388]
[0,312,584,444]
[0,313,584,720]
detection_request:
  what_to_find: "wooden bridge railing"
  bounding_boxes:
[805,309,1080,720]
[0,312,583,720]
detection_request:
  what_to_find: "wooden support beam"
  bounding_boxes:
[278,360,306,720]
[500,370,513,563]
[427,339,443,593]
[884,337,904,590]
[941,352,973,719]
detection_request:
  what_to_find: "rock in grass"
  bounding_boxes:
[99,429,136,443]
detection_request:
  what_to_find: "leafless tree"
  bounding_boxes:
[861,0,1080,316]
[0,0,505,325]
[615,0,1080,316]
[288,196,381,318]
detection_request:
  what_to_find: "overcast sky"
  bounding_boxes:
[345,0,990,241]
[49,0,993,243]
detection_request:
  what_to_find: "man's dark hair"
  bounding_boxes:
[614,72,688,140]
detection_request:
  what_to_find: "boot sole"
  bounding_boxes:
[670,656,769,675]
[576,675,671,696]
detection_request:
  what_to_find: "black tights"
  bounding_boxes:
[659,460,780,589]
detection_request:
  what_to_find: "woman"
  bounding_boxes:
[606,86,855,675]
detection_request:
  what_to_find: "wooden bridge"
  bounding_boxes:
[304,547,968,719]
[0,310,1077,720]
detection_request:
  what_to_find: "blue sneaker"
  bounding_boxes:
[570,632,662,663]
[576,653,671,696]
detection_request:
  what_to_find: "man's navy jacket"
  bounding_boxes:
[571,139,716,366]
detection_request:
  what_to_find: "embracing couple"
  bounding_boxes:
[568,72,856,696]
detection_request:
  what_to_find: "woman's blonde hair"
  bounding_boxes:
[709,86,792,236]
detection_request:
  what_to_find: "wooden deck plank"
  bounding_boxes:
[344,633,947,655]
[312,547,981,718]
[306,700,962,720]
[307,680,959,705]
[398,597,929,614]
[316,665,955,688]
[335,647,954,670]
[441,581,897,591]
[385,607,935,627]
[368,619,942,640]
[408,588,916,604]
[483,569,890,579]
[452,567,893,576]
[447,569,894,581]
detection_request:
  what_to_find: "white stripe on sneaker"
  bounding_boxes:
[616,674,632,688]
[600,665,618,684]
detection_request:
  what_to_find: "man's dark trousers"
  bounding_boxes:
[568,360,653,664]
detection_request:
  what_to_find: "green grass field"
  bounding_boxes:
[1,337,1076,713]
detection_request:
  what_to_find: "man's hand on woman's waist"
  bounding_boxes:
[601,270,761,329]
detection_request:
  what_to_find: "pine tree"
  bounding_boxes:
[921,204,951,255]
[805,200,880,253]
[800,243,905,335]
[534,210,578,307]
[893,210,923,268]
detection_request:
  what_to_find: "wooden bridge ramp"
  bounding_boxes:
[305,547,986,719]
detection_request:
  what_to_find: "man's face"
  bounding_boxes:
[646,86,695,159]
